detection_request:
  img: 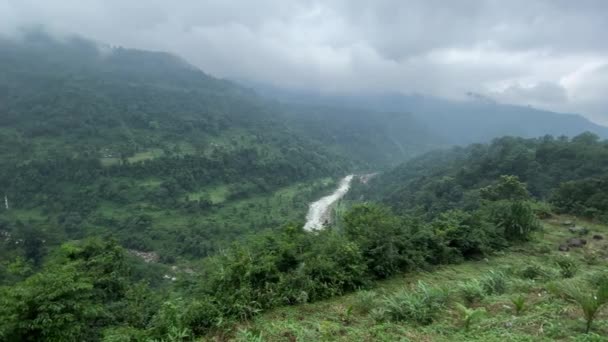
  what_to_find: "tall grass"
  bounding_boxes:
[381,282,450,325]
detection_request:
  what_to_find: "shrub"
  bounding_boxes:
[455,303,486,331]
[353,290,379,314]
[480,271,508,295]
[518,263,555,280]
[554,255,578,278]
[458,280,485,305]
[381,282,450,325]
[488,200,541,242]
[531,201,553,219]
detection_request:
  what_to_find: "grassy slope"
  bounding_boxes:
[229,216,608,341]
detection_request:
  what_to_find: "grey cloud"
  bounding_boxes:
[1,0,607,123]
[493,82,568,105]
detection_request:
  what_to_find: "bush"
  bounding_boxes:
[487,200,541,242]
[455,303,486,331]
[381,282,450,325]
[554,255,578,278]
[458,280,485,305]
[480,271,508,295]
[353,290,379,314]
[531,201,553,219]
[518,263,556,281]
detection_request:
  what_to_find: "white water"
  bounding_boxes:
[303,175,354,231]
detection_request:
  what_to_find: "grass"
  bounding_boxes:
[225,215,608,341]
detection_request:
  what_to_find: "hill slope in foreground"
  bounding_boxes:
[238,216,608,341]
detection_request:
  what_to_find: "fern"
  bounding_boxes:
[455,303,486,331]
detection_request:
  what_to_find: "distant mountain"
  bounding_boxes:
[245,83,608,145]
[277,103,440,168]
[0,32,436,170]
[1,33,363,174]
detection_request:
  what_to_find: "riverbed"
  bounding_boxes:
[303,175,354,231]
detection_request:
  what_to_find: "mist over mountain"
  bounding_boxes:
[246,82,608,145]
[2,14,608,339]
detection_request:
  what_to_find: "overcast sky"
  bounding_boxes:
[1,0,607,124]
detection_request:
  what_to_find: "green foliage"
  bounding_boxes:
[235,329,264,342]
[551,175,608,222]
[487,200,541,242]
[511,295,527,315]
[0,263,102,341]
[353,290,379,314]
[454,303,486,331]
[479,271,508,296]
[372,135,608,220]
[554,255,578,278]
[549,279,608,333]
[517,262,557,281]
[458,280,486,305]
[342,204,421,278]
[430,210,498,261]
[480,175,531,201]
[381,282,450,325]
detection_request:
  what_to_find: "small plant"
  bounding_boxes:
[455,303,486,331]
[554,255,578,278]
[353,290,378,314]
[340,305,354,324]
[458,280,485,305]
[369,307,388,322]
[511,295,526,315]
[480,271,508,295]
[582,251,599,265]
[381,282,450,325]
[235,329,264,342]
[519,263,552,280]
[549,280,608,333]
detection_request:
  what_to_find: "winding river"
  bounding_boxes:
[303,175,354,231]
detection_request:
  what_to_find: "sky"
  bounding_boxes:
[1,0,607,124]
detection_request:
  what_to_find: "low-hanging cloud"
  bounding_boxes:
[1,0,607,124]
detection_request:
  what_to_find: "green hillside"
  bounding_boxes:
[359,133,608,221]
[0,33,355,262]
[1,32,608,342]
[238,216,608,341]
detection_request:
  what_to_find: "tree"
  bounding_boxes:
[480,175,530,201]
[0,264,101,341]
[343,204,420,278]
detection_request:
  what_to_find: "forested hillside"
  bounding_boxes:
[278,104,440,167]
[359,133,608,221]
[1,32,608,341]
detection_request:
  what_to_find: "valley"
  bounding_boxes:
[1,32,608,342]
[304,175,354,231]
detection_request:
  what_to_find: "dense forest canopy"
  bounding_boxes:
[360,133,608,220]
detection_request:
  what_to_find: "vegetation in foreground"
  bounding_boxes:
[236,216,608,341]
[6,175,606,341]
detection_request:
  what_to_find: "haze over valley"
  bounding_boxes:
[1,2,608,341]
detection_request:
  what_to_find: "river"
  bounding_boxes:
[303,175,354,231]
